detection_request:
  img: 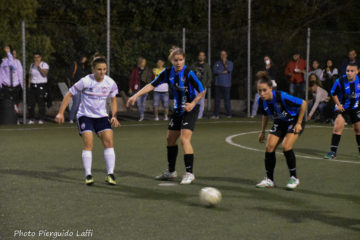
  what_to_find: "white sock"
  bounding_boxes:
[82,150,92,176]
[104,148,115,174]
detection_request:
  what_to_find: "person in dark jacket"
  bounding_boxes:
[67,55,88,123]
[128,57,153,121]
[212,50,233,119]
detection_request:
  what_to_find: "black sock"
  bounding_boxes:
[167,145,178,172]
[184,154,194,173]
[284,149,296,178]
[330,134,341,153]
[265,152,276,181]
[356,135,360,153]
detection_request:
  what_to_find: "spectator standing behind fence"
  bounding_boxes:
[310,60,323,81]
[152,59,169,121]
[0,46,23,110]
[285,52,307,98]
[212,50,233,119]
[322,59,338,93]
[67,55,88,123]
[307,73,329,122]
[251,55,277,118]
[192,51,212,119]
[340,49,360,75]
[129,57,153,121]
[28,51,49,124]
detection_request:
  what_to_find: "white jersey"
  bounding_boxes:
[29,61,49,84]
[69,74,118,119]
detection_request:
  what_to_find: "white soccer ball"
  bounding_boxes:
[199,187,222,207]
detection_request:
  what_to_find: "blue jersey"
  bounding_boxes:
[151,66,205,115]
[330,75,360,110]
[258,91,303,122]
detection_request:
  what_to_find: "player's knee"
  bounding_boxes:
[282,143,292,151]
[180,135,191,145]
[265,143,276,152]
[83,144,93,151]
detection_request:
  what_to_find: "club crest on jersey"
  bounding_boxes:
[102,87,108,94]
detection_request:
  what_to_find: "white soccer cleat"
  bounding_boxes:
[286,176,300,190]
[180,172,195,184]
[28,120,35,124]
[38,120,44,124]
[155,170,177,180]
[256,177,275,188]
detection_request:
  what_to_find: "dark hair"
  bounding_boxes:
[256,71,272,87]
[347,62,359,69]
[91,55,107,68]
[308,73,322,87]
[33,51,41,56]
[168,46,185,61]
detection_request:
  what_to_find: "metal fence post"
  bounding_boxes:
[22,20,27,124]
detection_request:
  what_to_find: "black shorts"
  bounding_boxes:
[77,116,112,135]
[336,109,360,124]
[269,120,306,138]
[168,105,199,131]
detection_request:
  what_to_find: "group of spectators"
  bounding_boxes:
[252,49,360,123]
[2,44,359,124]
[0,46,50,124]
[128,50,233,121]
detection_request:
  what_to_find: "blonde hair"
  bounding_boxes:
[168,46,185,61]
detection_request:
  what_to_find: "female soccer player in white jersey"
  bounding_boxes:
[127,47,206,184]
[55,56,120,186]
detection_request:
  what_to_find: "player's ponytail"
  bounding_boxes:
[168,46,185,61]
[91,53,107,69]
[256,71,272,87]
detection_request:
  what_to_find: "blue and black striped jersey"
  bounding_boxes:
[330,75,360,110]
[258,91,303,122]
[151,66,205,115]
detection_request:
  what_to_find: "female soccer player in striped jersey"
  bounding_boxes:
[324,63,360,159]
[55,56,120,185]
[127,47,206,184]
[256,71,307,190]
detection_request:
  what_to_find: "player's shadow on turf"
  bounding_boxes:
[0,168,80,184]
[196,176,257,186]
[297,189,360,204]
[295,147,356,159]
[253,207,360,232]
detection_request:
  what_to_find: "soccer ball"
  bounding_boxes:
[199,187,222,207]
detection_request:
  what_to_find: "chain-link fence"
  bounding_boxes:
[4,14,360,123]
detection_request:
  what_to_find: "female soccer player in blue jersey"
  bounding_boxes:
[256,71,307,190]
[127,47,206,184]
[55,56,120,186]
[324,63,360,159]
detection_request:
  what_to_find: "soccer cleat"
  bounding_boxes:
[324,151,336,159]
[85,175,94,185]
[180,172,195,184]
[286,176,300,190]
[105,174,117,185]
[139,115,144,122]
[256,177,275,188]
[28,120,35,124]
[155,170,177,181]
[211,115,219,119]
[38,120,44,124]
[164,116,169,121]
[154,117,159,121]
